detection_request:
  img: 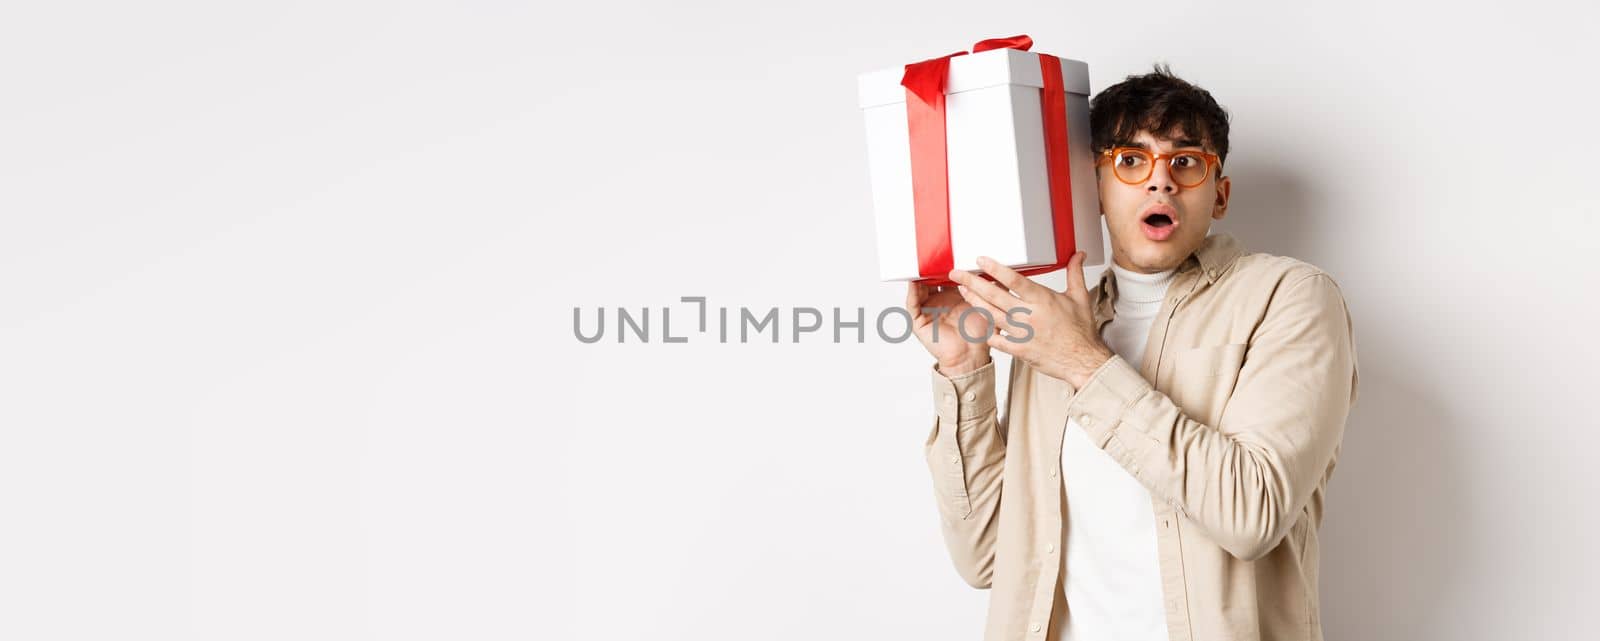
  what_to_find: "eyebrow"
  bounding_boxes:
[1114,138,1207,150]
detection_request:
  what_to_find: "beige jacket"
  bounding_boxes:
[925,232,1359,641]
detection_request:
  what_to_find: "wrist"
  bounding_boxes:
[1068,344,1115,388]
[938,352,992,377]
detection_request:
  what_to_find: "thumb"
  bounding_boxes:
[1066,251,1090,302]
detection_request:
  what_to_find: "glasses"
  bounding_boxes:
[1096,147,1221,188]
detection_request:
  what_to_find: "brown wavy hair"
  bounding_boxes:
[1089,63,1232,169]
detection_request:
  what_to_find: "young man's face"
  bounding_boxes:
[1095,129,1232,274]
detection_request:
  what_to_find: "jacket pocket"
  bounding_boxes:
[1167,343,1248,419]
[1171,342,1248,376]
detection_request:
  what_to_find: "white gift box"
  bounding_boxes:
[857,46,1105,282]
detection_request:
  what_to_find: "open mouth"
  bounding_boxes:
[1139,206,1178,240]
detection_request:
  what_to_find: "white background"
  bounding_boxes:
[2,1,1596,639]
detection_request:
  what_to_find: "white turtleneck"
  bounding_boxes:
[1054,261,1176,641]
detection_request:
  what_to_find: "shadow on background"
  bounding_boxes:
[1222,159,1474,638]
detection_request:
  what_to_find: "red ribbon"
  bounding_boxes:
[900,35,1078,286]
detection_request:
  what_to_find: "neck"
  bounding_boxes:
[1109,261,1176,304]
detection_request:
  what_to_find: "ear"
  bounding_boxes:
[1094,165,1109,217]
[1212,174,1231,220]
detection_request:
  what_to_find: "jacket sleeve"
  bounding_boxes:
[924,359,1008,589]
[1064,272,1360,562]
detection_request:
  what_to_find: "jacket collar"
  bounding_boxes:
[1189,231,1247,284]
[1091,232,1247,324]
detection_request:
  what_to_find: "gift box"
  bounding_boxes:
[857,35,1106,285]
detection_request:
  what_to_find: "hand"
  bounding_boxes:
[906,281,993,376]
[945,251,1114,389]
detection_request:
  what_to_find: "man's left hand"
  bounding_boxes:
[946,251,1114,389]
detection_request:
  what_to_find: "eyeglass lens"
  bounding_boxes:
[1112,150,1210,187]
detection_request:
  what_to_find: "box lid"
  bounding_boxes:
[857,47,1090,109]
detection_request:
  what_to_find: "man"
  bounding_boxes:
[905,65,1359,641]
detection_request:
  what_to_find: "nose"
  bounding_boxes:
[1146,159,1178,194]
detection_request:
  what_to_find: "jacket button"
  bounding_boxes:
[963,390,976,402]
[1030,622,1041,633]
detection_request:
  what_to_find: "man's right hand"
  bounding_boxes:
[907,281,994,377]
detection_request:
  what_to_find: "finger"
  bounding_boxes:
[955,284,1008,331]
[985,328,1021,357]
[949,265,1022,311]
[908,282,947,330]
[1065,251,1091,303]
[976,256,1047,302]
